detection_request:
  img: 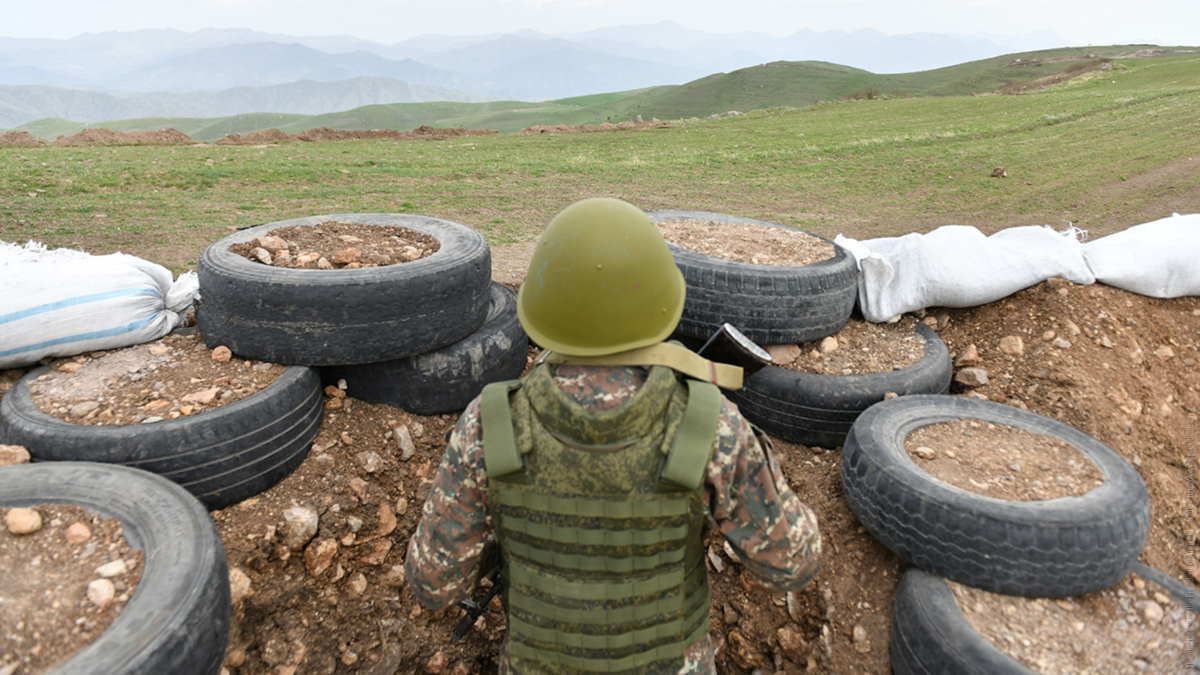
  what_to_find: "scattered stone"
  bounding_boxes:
[347,477,369,501]
[373,501,397,537]
[261,638,289,665]
[346,516,364,532]
[382,564,407,588]
[323,385,346,399]
[883,391,898,400]
[1099,335,1115,348]
[425,650,448,673]
[395,497,408,516]
[211,346,233,362]
[1053,337,1072,349]
[1154,345,1175,359]
[360,539,393,566]
[56,361,85,373]
[357,451,383,473]
[95,559,128,578]
[229,567,253,605]
[65,521,92,543]
[87,578,116,607]
[304,538,338,577]
[777,626,805,653]
[274,251,293,267]
[818,336,839,354]
[991,167,1007,178]
[340,431,354,446]
[998,335,1024,356]
[224,648,247,668]
[282,504,320,551]
[69,400,101,417]
[395,425,416,461]
[1063,319,1081,336]
[852,624,871,653]
[332,247,362,265]
[707,546,725,573]
[954,367,989,387]
[295,252,321,266]
[347,572,368,596]
[786,591,803,623]
[141,416,164,424]
[912,446,937,460]
[251,247,273,265]
[317,257,334,270]
[148,344,170,356]
[0,444,31,466]
[256,235,288,252]
[955,344,981,367]
[5,507,43,534]
[765,343,802,364]
[182,387,221,405]
[1042,330,1056,342]
[1136,600,1164,624]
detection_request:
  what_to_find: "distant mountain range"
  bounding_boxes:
[0,24,1062,128]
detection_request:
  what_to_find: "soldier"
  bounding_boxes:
[406,197,821,674]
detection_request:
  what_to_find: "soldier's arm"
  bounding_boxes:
[706,399,821,591]
[405,398,493,610]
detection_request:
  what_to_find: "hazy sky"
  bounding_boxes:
[3,0,1196,46]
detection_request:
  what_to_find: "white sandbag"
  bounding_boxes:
[1083,213,1200,298]
[835,225,1094,323]
[0,241,200,369]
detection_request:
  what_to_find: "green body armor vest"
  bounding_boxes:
[480,363,721,674]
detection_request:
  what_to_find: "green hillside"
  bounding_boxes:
[12,44,1198,141]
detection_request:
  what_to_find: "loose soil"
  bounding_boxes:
[775,317,926,375]
[229,222,439,270]
[905,418,1105,501]
[0,504,144,674]
[28,333,283,426]
[52,128,193,147]
[656,219,836,266]
[951,573,1198,674]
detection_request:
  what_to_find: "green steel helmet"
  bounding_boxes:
[518,197,685,356]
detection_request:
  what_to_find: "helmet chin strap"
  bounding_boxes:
[542,342,744,390]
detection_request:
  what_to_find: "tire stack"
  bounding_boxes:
[197,213,528,416]
[839,395,1167,673]
[647,209,950,448]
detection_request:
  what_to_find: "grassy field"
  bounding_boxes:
[2,53,1198,273]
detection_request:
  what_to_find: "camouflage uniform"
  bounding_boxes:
[406,364,822,674]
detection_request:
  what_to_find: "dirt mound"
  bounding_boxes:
[520,120,670,134]
[216,129,294,145]
[0,131,46,147]
[52,128,193,147]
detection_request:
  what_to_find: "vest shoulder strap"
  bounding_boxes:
[661,379,721,490]
[480,379,524,479]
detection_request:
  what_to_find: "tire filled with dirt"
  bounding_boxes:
[647,209,858,345]
[841,395,1150,598]
[320,283,529,415]
[730,322,951,448]
[0,462,230,674]
[196,213,492,366]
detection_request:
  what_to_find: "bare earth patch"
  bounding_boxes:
[905,418,1104,501]
[951,573,1198,674]
[0,504,144,673]
[657,218,835,266]
[775,317,926,375]
[29,333,284,426]
[229,221,439,270]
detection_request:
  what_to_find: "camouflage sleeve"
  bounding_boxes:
[405,397,493,610]
[706,398,821,591]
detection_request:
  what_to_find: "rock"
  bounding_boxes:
[1137,600,1164,624]
[425,650,448,673]
[954,367,989,387]
[852,624,871,653]
[96,559,128,577]
[765,344,802,364]
[707,546,725,573]
[229,567,253,605]
[323,385,346,399]
[1063,319,1081,336]
[211,346,233,362]
[261,638,289,665]
[251,247,273,265]
[142,416,164,424]
[282,504,320,551]
[0,444,31,466]
[912,446,936,460]
[357,451,383,473]
[1099,335,1115,348]
[954,344,981,367]
[991,167,1007,177]
[396,497,408,516]
[374,501,397,537]
[394,425,416,461]
[274,251,293,267]
[5,507,43,534]
[346,516,364,532]
[332,248,362,265]
[340,431,354,446]
[148,344,170,356]
[69,400,101,417]
[382,564,407,588]
[819,336,839,353]
[347,477,369,501]
[1042,330,1057,342]
[296,252,321,266]
[87,578,116,607]
[786,591,803,622]
[347,572,368,596]
[65,521,91,543]
[360,539,393,566]
[256,235,288,252]
[777,626,806,653]
[304,538,338,576]
[727,629,766,669]
[317,257,334,270]
[1053,337,1072,349]
[56,361,84,373]
[883,391,898,400]
[400,246,422,262]
[998,335,1024,356]
[224,648,247,667]
[1154,345,1176,359]
[182,387,221,405]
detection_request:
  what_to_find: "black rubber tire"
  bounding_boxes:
[0,366,322,509]
[320,283,529,415]
[646,209,858,345]
[196,213,492,366]
[841,395,1150,598]
[0,462,229,674]
[728,323,951,448]
[890,565,1200,674]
